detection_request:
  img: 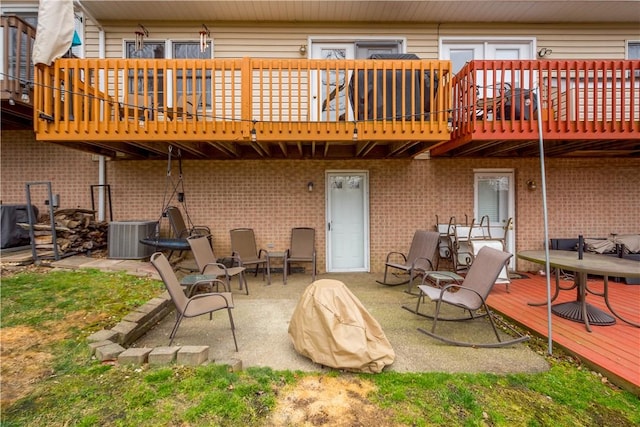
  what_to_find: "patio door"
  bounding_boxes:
[310,40,402,121]
[441,39,534,100]
[474,169,515,265]
[310,43,355,121]
[326,171,370,272]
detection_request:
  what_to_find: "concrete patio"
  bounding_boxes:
[51,254,549,375]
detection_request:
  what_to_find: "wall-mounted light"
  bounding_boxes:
[8,94,15,106]
[537,48,552,58]
[352,122,358,141]
[250,120,257,142]
[307,182,314,192]
[134,24,149,51]
[199,24,210,53]
[299,44,307,56]
[527,180,537,191]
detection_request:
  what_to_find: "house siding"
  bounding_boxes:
[84,21,639,60]
[2,132,638,273]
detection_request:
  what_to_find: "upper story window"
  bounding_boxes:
[125,41,165,107]
[173,42,213,109]
[124,40,213,109]
[627,41,640,59]
[627,41,640,78]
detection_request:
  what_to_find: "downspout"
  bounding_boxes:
[75,1,108,220]
[97,29,106,221]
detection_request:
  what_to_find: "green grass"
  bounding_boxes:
[1,268,639,426]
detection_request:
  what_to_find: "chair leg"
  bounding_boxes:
[283,258,288,285]
[482,302,504,343]
[382,265,390,284]
[169,313,185,345]
[240,271,248,295]
[227,308,239,351]
[265,259,270,284]
[431,299,443,333]
[414,289,424,314]
[407,269,416,294]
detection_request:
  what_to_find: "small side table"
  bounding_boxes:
[266,251,285,285]
[180,273,222,296]
[424,271,464,288]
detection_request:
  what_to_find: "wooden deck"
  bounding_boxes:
[486,273,639,394]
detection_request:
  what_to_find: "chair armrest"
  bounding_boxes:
[186,289,233,306]
[441,283,483,300]
[412,257,435,271]
[191,226,211,235]
[231,251,243,265]
[385,251,407,263]
[202,262,229,276]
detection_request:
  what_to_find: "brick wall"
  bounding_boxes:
[2,131,639,273]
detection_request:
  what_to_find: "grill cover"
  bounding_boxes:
[288,279,395,373]
[348,53,438,120]
[494,88,538,120]
[1,205,38,249]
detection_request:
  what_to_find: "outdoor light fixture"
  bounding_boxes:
[352,123,358,141]
[8,96,15,106]
[307,182,314,192]
[134,24,149,51]
[199,24,210,53]
[250,121,257,142]
[537,48,552,58]
[527,180,537,191]
[299,44,307,56]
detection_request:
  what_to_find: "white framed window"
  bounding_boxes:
[173,42,213,109]
[124,40,213,109]
[627,41,640,59]
[627,41,640,78]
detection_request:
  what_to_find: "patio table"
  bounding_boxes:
[180,273,224,297]
[518,250,640,332]
[139,237,191,263]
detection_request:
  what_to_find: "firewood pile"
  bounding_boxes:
[18,208,108,255]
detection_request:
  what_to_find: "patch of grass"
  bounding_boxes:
[1,269,162,330]
[366,366,640,426]
[1,268,639,426]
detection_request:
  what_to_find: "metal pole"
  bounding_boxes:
[534,86,553,355]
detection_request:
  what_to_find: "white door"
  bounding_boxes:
[310,43,355,121]
[474,170,516,265]
[326,171,370,272]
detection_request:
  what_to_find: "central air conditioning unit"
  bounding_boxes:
[108,220,158,259]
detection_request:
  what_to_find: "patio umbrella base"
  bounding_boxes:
[551,301,616,326]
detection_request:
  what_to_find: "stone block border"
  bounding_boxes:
[51,256,242,370]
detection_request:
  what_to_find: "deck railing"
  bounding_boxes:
[33,58,451,142]
[450,59,640,140]
[1,15,36,106]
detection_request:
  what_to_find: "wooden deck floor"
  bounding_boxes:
[486,273,639,394]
